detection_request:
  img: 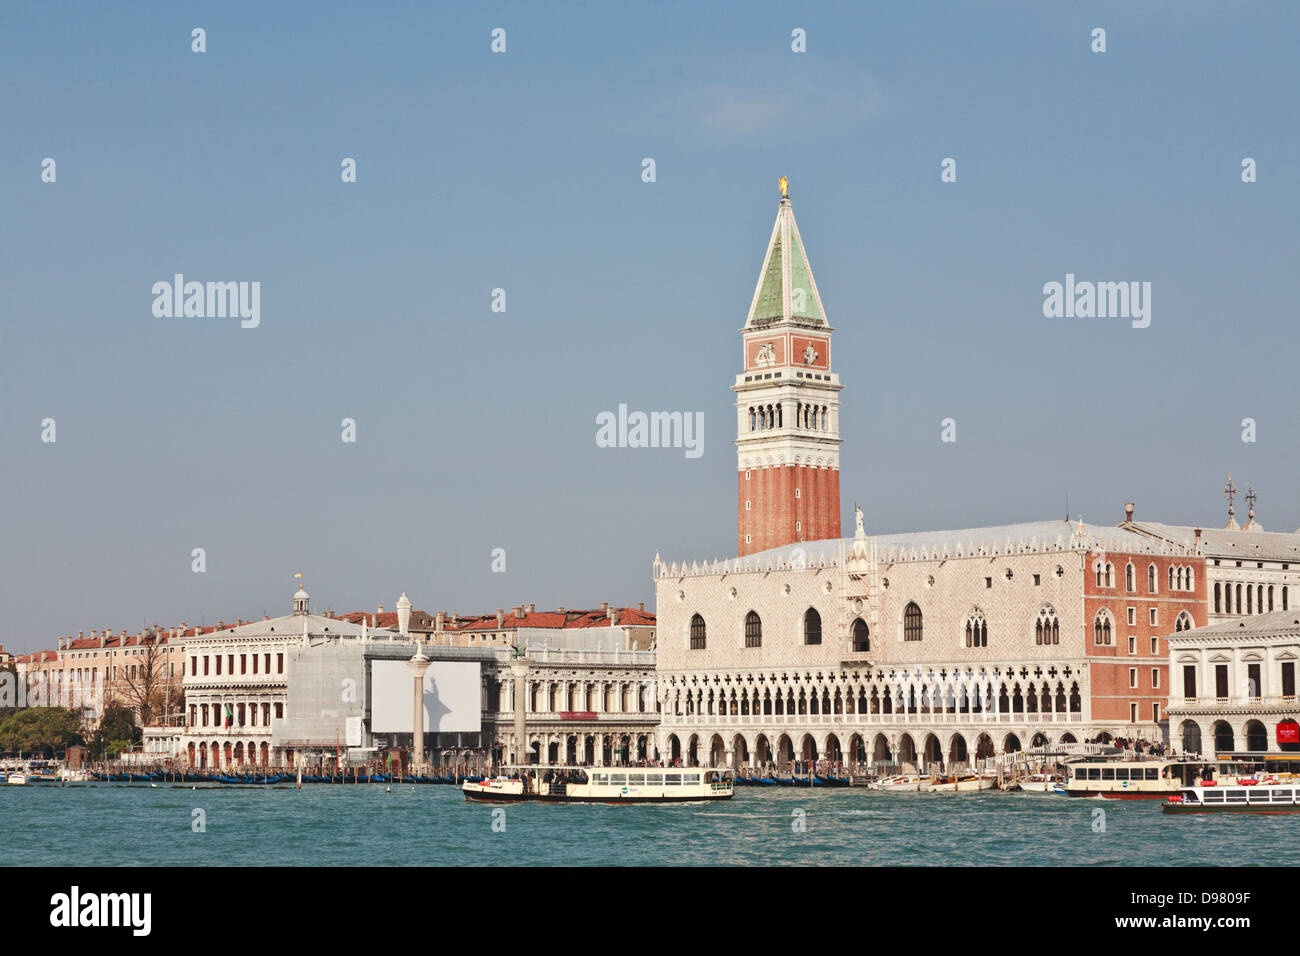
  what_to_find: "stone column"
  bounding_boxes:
[510,659,530,765]
[408,652,431,773]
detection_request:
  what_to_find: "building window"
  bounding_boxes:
[1149,608,1158,626]
[1174,611,1193,633]
[1152,702,1161,722]
[1129,668,1138,689]
[744,611,762,648]
[1282,662,1296,699]
[1128,636,1136,655]
[277,653,284,673]
[1129,702,1138,723]
[851,618,870,652]
[1033,574,1041,586]
[745,500,751,511]
[984,577,992,589]
[689,614,707,650]
[1247,663,1261,700]
[1148,564,1157,593]
[964,609,987,648]
[903,603,923,642]
[1151,668,1160,689]
[1093,610,1113,646]
[1035,605,1060,646]
[1214,582,1222,613]
[1215,664,1229,699]
[1127,607,1136,626]
[1150,636,1158,655]
[1126,563,1135,591]
[1183,665,1196,700]
[804,608,822,645]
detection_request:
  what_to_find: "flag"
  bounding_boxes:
[224,704,233,729]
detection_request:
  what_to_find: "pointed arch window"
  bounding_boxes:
[1174,611,1193,633]
[803,608,822,645]
[1125,563,1135,592]
[1148,564,1157,593]
[744,611,762,648]
[903,602,923,642]
[1093,610,1113,646]
[1036,605,1060,646]
[851,618,870,652]
[964,609,988,648]
[689,613,706,650]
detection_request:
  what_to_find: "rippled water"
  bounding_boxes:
[1,783,1295,866]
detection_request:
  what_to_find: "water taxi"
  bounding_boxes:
[5,771,29,786]
[462,765,733,803]
[871,774,933,792]
[1163,781,1300,815]
[928,773,997,793]
[1014,773,1065,794]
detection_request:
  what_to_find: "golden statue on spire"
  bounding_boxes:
[778,175,789,198]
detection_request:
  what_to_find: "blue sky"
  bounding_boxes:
[2,1,1297,650]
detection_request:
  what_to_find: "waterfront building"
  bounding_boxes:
[1121,493,1300,625]
[651,183,1208,771]
[1166,607,1300,755]
[486,626,657,766]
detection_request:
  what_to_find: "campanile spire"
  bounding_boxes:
[733,180,843,556]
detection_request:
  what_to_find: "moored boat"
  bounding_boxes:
[463,765,733,803]
[1163,782,1300,815]
[872,774,932,792]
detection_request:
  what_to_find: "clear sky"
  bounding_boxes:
[2,1,1297,651]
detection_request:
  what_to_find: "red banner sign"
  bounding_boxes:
[560,711,597,721]
[1278,722,1299,744]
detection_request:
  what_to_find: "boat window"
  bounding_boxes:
[1114,768,1128,780]
[1087,768,1100,780]
[664,774,681,785]
[645,773,663,785]
[591,774,605,785]
[1101,768,1114,780]
[1203,790,1224,802]
[1224,789,1248,801]
[1145,768,1159,780]
[609,774,627,786]
[684,774,701,783]
[1272,790,1294,802]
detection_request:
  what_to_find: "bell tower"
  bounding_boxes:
[734,179,842,556]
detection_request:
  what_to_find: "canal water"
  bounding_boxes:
[1,783,1294,866]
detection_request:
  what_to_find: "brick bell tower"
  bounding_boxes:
[734,178,843,556]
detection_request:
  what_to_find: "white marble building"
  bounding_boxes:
[1167,608,1300,755]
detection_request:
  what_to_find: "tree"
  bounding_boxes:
[0,707,83,756]
[118,629,182,725]
[91,705,140,758]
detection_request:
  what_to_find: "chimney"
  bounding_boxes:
[98,632,106,648]
[435,611,445,631]
[637,602,644,612]
[496,609,505,628]
[1124,502,1134,523]
[377,605,384,615]
[608,608,618,625]
[556,605,566,614]
[78,630,84,642]
[513,606,525,619]
[600,602,609,612]
[1195,528,1203,545]
[262,615,269,621]
[217,621,224,630]
[526,603,535,614]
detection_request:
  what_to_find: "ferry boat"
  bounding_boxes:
[1163,781,1300,815]
[462,766,733,803]
[1065,753,1300,799]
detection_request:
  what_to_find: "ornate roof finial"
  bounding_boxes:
[1223,474,1240,529]
[778,175,789,199]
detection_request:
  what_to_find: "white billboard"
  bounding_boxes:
[370,660,482,734]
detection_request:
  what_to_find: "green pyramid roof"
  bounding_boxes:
[745,196,827,329]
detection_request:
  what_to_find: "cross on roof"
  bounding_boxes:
[1224,474,1238,514]
[1246,484,1257,512]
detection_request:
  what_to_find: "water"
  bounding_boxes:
[1,783,1294,866]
